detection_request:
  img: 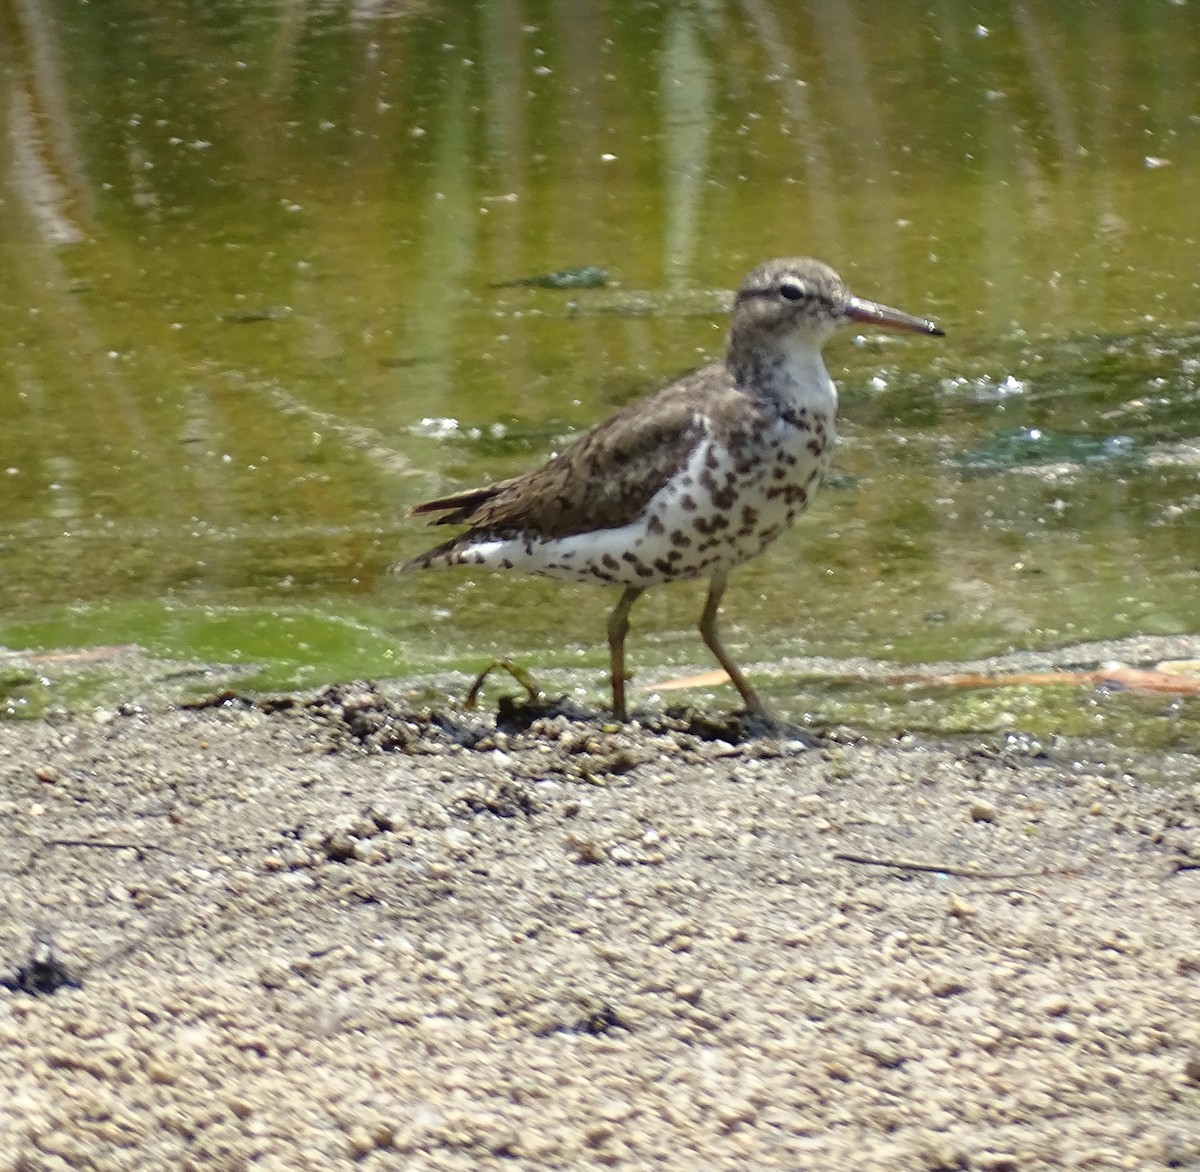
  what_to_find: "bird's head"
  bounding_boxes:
[731,257,944,348]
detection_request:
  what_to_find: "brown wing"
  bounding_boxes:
[409,365,735,540]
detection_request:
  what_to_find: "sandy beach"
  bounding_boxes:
[2,684,1199,1170]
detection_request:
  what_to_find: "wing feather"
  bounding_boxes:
[409,367,736,541]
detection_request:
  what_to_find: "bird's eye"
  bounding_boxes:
[779,279,805,301]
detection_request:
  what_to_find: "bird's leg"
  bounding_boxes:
[699,571,769,717]
[606,586,644,720]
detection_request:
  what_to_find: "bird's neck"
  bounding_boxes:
[726,328,838,417]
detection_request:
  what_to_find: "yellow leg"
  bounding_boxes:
[699,571,769,716]
[607,586,644,720]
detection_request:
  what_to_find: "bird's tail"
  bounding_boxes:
[408,484,501,526]
[400,482,505,573]
[394,535,471,575]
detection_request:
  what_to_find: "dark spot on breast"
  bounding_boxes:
[704,447,720,470]
[646,514,665,536]
[670,530,691,548]
[782,451,798,467]
[712,488,736,510]
[654,558,674,575]
[741,506,759,528]
[635,561,654,578]
[602,553,619,570]
[806,439,822,458]
[680,494,697,511]
[590,566,615,582]
[698,468,717,492]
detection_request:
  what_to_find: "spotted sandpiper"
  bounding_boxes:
[405,258,943,720]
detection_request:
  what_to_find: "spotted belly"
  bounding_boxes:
[449,421,833,588]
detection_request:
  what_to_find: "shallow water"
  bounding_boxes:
[2,1,1200,738]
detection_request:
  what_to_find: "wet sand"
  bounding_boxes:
[2,685,1199,1170]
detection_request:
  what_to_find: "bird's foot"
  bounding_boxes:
[735,706,822,747]
[464,658,543,710]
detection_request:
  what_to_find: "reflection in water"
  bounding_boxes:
[739,0,842,260]
[3,0,90,244]
[661,2,711,288]
[0,0,1199,718]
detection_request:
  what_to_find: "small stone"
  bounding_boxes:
[970,799,998,822]
[564,833,608,863]
[1184,1053,1200,1084]
[322,831,355,862]
[860,1035,909,1069]
[947,893,975,918]
[227,1096,254,1120]
[367,805,402,832]
[351,838,388,864]
[258,959,291,989]
[824,1059,853,1081]
[147,1061,178,1085]
[598,1099,633,1122]
[347,1127,377,1158]
[975,1154,1020,1172]
[929,972,971,997]
[1034,994,1070,1017]
[716,1101,757,1128]
[917,1136,971,1170]
[584,1122,615,1147]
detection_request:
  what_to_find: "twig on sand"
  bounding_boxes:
[832,852,1040,881]
[42,838,163,861]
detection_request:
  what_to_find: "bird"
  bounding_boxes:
[403,257,944,721]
